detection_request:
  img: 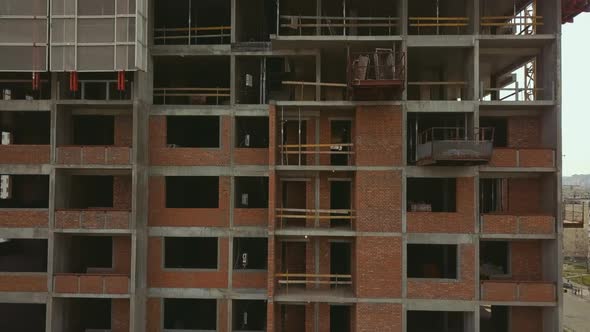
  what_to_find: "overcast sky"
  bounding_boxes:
[562,13,590,176]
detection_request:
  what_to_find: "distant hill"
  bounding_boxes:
[563,174,590,189]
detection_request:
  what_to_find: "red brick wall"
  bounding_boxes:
[113,176,132,210]
[233,271,267,289]
[0,210,48,228]
[355,106,402,166]
[234,148,269,165]
[355,171,402,232]
[146,298,160,332]
[354,303,402,332]
[147,237,229,288]
[511,241,543,280]
[148,176,230,227]
[114,115,133,147]
[0,145,50,164]
[149,115,231,166]
[508,117,541,148]
[113,236,132,275]
[510,307,543,332]
[508,178,541,213]
[407,244,475,300]
[112,299,130,332]
[407,177,475,233]
[355,237,402,298]
[0,274,47,292]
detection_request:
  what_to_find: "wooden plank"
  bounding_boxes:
[282,81,347,88]
[409,17,469,21]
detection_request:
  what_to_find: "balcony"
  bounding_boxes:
[0,272,47,292]
[489,148,555,168]
[480,214,555,236]
[416,127,493,166]
[0,111,51,164]
[480,280,556,303]
[0,145,50,164]
[57,146,132,165]
[53,273,129,295]
[0,209,48,228]
[275,208,355,232]
[55,209,131,231]
[348,49,405,101]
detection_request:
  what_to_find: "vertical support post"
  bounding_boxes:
[188,0,192,45]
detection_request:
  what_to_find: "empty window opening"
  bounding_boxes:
[480,241,509,279]
[480,305,508,332]
[166,116,220,148]
[480,117,507,147]
[236,0,276,42]
[280,304,305,332]
[154,57,230,105]
[72,115,114,146]
[280,242,306,274]
[480,178,507,213]
[330,180,352,228]
[236,117,269,148]
[330,120,352,166]
[166,176,219,208]
[233,238,268,270]
[63,176,114,209]
[330,305,351,332]
[331,242,352,285]
[165,237,218,269]
[266,58,288,100]
[233,300,267,331]
[0,73,51,100]
[280,181,307,228]
[407,178,456,212]
[0,239,47,272]
[0,175,49,208]
[406,113,467,164]
[0,303,46,332]
[57,236,112,273]
[281,120,307,165]
[235,177,269,208]
[407,310,465,332]
[59,72,133,100]
[408,244,458,279]
[155,0,230,45]
[0,112,50,144]
[62,298,112,331]
[237,58,263,104]
[164,298,217,330]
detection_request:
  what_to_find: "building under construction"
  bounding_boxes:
[0,0,578,331]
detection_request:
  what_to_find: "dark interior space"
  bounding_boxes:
[408,0,469,35]
[166,116,220,148]
[165,237,218,269]
[281,304,305,332]
[331,120,352,165]
[266,57,289,101]
[72,115,114,146]
[0,303,46,332]
[59,72,133,100]
[281,120,307,165]
[330,180,352,228]
[480,117,507,147]
[164,298,217,330]
[236,0,276,42]
[0,175,49,208]
[331,242,352,278]
[480,178,506,213]
[0,72,51,100]
[233,238,268,270]
[480,241,509,279]
[407,178,456,212]
[330,305,351,332]
[64,298,112,331]
[66,176,114,209]
[407,310,465,332]
[233,300,267,331]
[0,112,50,144]
[235,177,269,208]
[480,305,508,332]
[154,0,231,45]
[236,117,269,148]
[0,239,47,272]
[59,236,112,273]
[237,57,263,104]
[153,56,230,105]
[281,242,306,273]
[407,113,467,164]
[281,181,307,227]
[407,244,458,279]
[166,176,219,208]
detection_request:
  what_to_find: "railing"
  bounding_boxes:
[153,87,230,105]
[481,86,546,101]
[419,127,494,144]
[0,79,50,100]
[349,51,405,84]
[276,273,352,292]
[278,143,354,166]
[409,17,469,34]
[59,80,133,101]
[563,201,587,228]
[481,15,543,35]
[408,81,467,100]
[275,208,355,229]
[279,15,400,36]
[154,26,231,45]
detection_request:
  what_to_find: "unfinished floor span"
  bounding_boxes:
[0,0,563,331]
